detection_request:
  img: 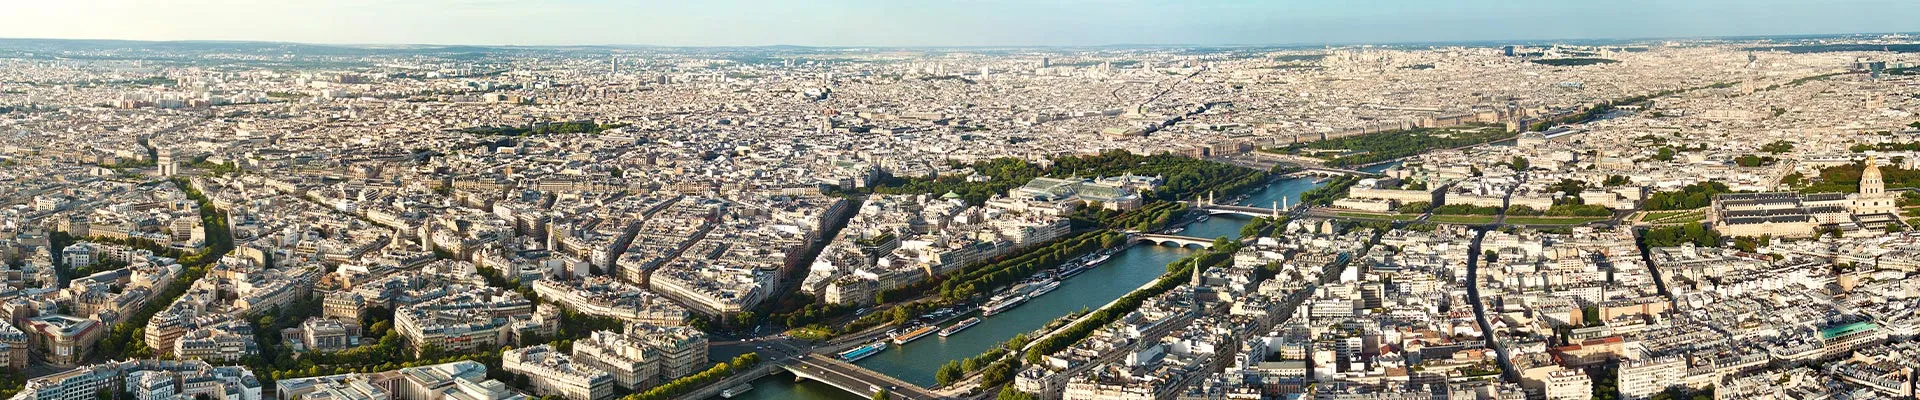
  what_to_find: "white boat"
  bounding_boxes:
[1085,254,1112,267]
[838,341,887,362]
[1030,280,1061,298]
[982,283,1037,316]
[940,317,981,337]
[891,325,938,345]
[981,294,1027,316]
[1058,263,1088,278]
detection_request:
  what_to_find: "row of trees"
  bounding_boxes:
[1102,201,1187,232]
[1023,239,1244,365]
[622,353,761,400]
[1505,203,1613,217]
[1293,125,1513,167]
[461,122,631,137]
[1850,142,1920,153]
[872,157,1043,206]
[94,178,236,361]
[938,231,1117,301]
[1643,182,1733,211]
[934,332,1032,387]
[1531,82,1735,131]
[874,150,1269,207]
[764,296,857,334]
[1642,224,1722,248]
[1433,204,1504,215]
[1300,176,1361,206]
[1239,216,1287,238]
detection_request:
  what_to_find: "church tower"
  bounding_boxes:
[1190,260,1205,317]
[1862,156,1885,197]
[1853,156,1897,215]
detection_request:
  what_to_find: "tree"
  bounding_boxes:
[871,389,889,400]
[935,360,963,386]
[1548,179,1589,197]
[1653,147,1676,162]
[1780,172,1805,188]
[998,387,1038,400]
[1239,221,1265,239]
[1735,155,1776,167]
[1603,175,1632,186]
[1509,156,1531,171]
[1761,140,1796,154]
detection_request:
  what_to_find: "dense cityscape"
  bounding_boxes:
[2,26,1920,400]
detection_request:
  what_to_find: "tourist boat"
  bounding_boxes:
[1029,280,1061,298]
[891,324,938,345]
[1196,215,1211,222]
[1167,227,1186,234]
[1057,263,1088,279]
[940,317,982,337]
[720,384,754,398]
[981,286,1033,316]
[981,295,1027,316]
[838,341,887,362]
[1085,253,1112,268]
[1313,177,1331,184]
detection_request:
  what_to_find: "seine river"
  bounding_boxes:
[720,161,1403,400]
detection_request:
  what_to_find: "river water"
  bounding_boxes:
[716,163,1405,399]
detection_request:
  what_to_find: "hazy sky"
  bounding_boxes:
[2,0,1916,46]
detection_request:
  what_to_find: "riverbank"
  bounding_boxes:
[719,173,1339,400]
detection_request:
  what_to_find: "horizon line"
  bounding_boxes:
[0,30,1912,51]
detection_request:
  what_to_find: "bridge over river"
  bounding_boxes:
[783,354,943,399]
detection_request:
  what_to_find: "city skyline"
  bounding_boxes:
[2,0,1918,47]
[10,4,1920,400]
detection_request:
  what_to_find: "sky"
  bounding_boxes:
[0,0,1916,47]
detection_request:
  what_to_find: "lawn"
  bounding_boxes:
[1505,216,1611,225]
[786,326,833,341]
[1336,212,1419,221]
[1650,213,1704,224]
[1429,215,1497,224]
[1642,210,1692,220]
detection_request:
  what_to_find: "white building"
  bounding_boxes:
[503,345,615,400]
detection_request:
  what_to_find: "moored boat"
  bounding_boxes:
[891,325,938,345]
[1085,253,1112,267]
[940,317,982,337]
[839,341,887,362]
[1029,280,1061,298]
